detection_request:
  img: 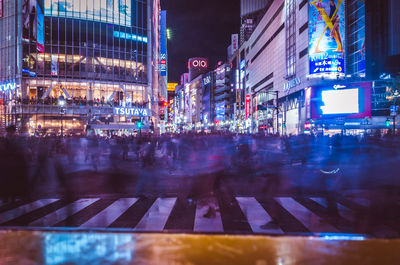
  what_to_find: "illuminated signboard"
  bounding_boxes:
[113,31,148,43]
[0,0,3,18]
[114,107,150,117]
[216,102,225,121]
[37,3,45,53]
[167,83,177,92]
[189,58,208,69]
[203,76,211,86]
[231,34,239,52]
[44,0,132,27]
[0,81,16,93]
[305,87,311,119]
[180,73,188,85]
[160,11,167,76]
[309,0,345,75]
[310,82,371,119]
[246,95,251,119]
[321,88,359,115]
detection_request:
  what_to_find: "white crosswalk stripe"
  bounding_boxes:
[194,197,223,232]
[277,197,339,233]
[0,196,388,235]
[310,197,358,222]
[0,199,59,224]
[135,198,177,231]
[236,197,283,234]
[29,198,100,227]
[81,198,138,228]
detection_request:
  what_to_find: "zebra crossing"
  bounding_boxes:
[0,196,396,236]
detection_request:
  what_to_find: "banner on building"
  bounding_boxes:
[231,34,239,53]
[309,0,345,75]
[216,102,225,122]
[51,55,58,76]
[160,10,167,76]
[36,1,44,53]
[22,0,37,41]
[246,95,251,119]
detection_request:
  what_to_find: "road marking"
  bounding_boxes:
[310,197,354,222]
[135,198,177,231]
[0,199,59,224]
[29,198,99,227]
[277,197,339,233]
[350,198,370,208]
[236,197,283,234]
[193,197,223,232]
[81,198,138,228]
[310,197,328,208]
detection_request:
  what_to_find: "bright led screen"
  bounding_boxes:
[321,88,359,115]
[44,0,132,27]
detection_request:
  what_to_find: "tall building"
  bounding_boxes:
[214,63,234,124]
[240,0,271,44]
[240,0,400,135]
[0,0,160,135]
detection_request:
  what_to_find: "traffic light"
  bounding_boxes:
[159,100,168,108]
[137,121,143,129]
[386,119,391,127]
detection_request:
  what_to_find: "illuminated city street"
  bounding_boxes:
[1,0,400,264]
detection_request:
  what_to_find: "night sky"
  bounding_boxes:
[161,0,240,83]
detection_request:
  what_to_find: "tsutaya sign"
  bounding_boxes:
[0,81,16,93]
[114,107,150,117]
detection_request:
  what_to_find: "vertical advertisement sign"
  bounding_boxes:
[305,87,311,119]
[36,0,44,53]
[231,34,239,53]
[22,0,37,41]
[246,95,251,119]
[309,0,345,75]
[216,102,225,122]
[160,10,167,76]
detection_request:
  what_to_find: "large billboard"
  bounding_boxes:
[37,1,44,53]
[310,82,371,120]
[44,0,132,27]
[309,0,345,75]
[22,0,37,41]
[160,10,167,76]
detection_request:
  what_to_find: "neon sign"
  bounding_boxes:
[113,31,148,43]
[203,76,211,86]
[114,107,150,117]
[191,60,207,68]
[0,81,16,93]
[246,95,251,119]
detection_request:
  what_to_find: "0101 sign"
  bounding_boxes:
[192,60,207,68]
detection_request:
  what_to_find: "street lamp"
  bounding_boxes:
[58,95,66,137]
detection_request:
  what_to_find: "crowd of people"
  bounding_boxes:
[1,129,400,228]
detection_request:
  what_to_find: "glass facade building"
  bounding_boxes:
[0,0,156,135]
[346,0,366,77]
